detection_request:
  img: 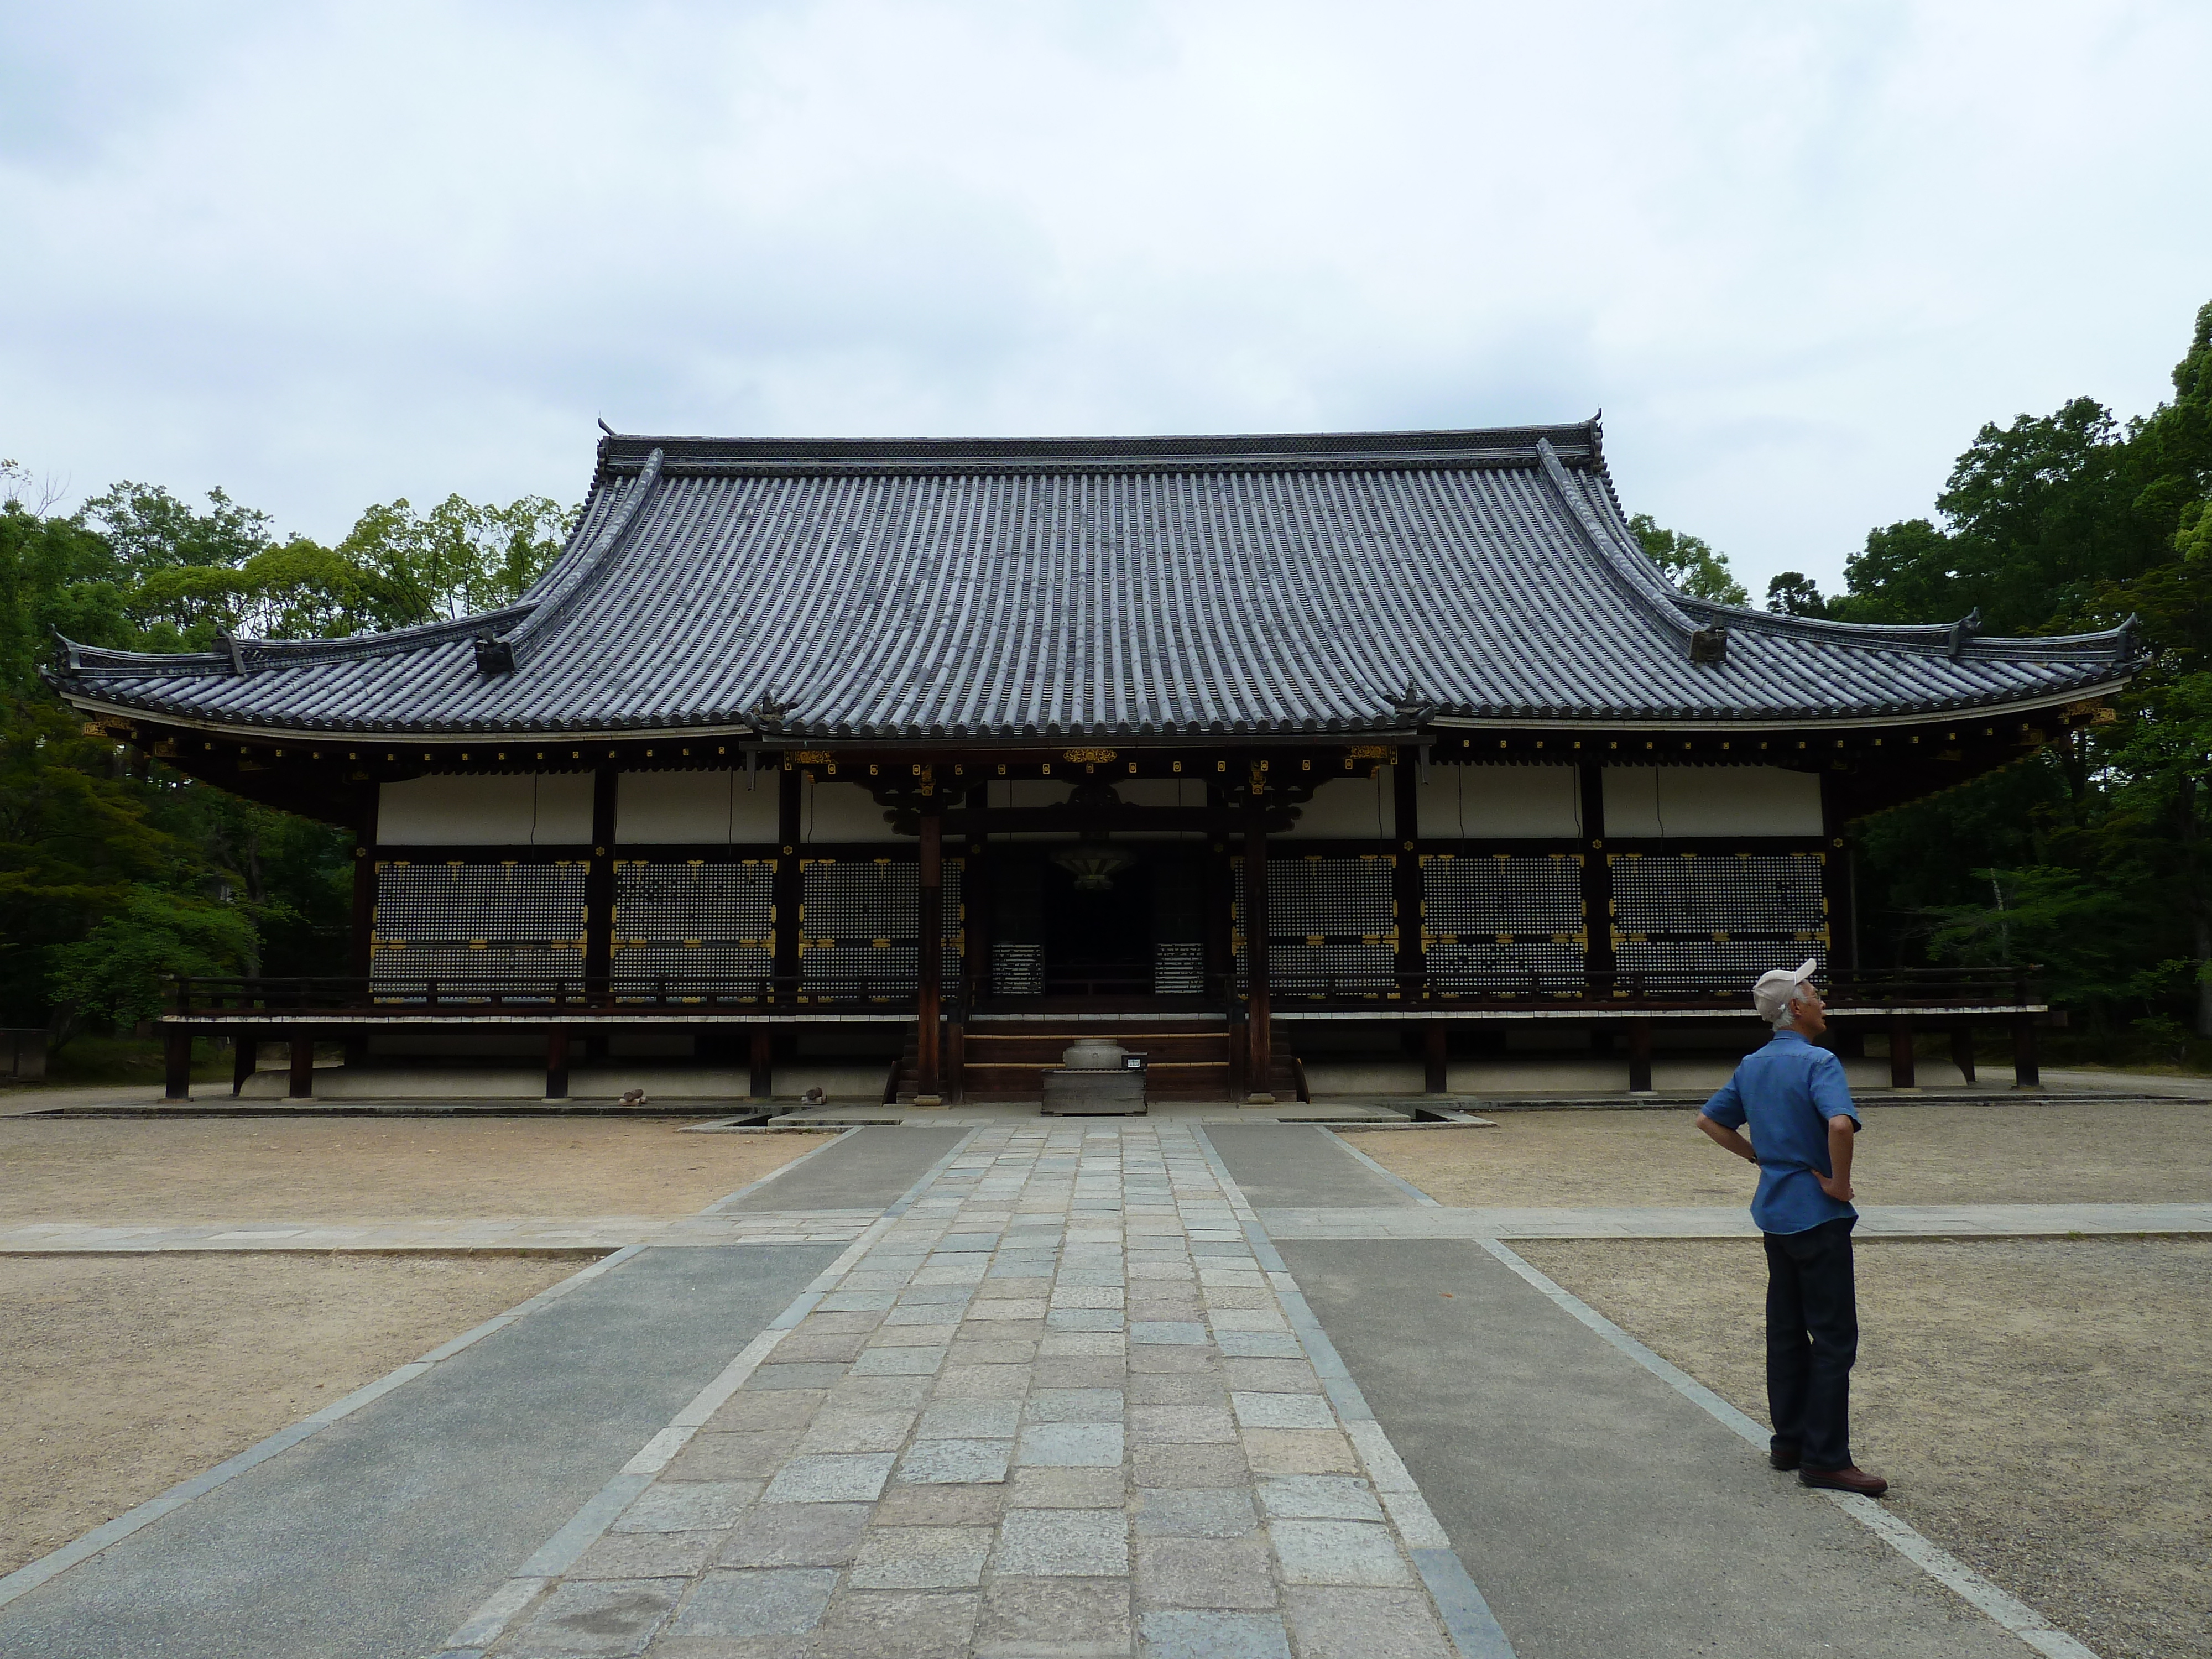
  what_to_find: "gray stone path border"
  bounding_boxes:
[426,1127,987,1658]
[1328,1126,2100,1659]
[0,1127,866,1618]
[1475,1238,2100,1659]
[0,1243,646,1615]
[1259,1201,2212,1240]
[1188,1126,1515,1659]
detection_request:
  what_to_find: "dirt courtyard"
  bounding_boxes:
[1342,1097,2212,1207]
[0,1253,585,1577]
[0,1117,833,1223]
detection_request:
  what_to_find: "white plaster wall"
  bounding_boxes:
[617,770,778,844]
[804,778,898,842]
[1602,766,1823,837]
[1283,771,1394,839]
[1420,765,1582,838]
[377,773,593,845]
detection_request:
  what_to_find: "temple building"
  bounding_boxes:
[53,422,2138,1107]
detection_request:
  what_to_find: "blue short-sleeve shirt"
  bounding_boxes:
[1701,1030,1861,1235]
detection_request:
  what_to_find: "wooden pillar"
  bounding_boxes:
[1578,763,1614,994]
[774,761,802,1004]
[1950,1022,1977,1085]
[962,787,990,1010]
[1423,1021,1448,1094]
[232,1030,258,1097]
[585,766,618,1003]
[1245,799,1274,1103]
[1203,791,1231,1003]
[915,807,943,1104]
[163,1025,192,1102]
[1627,1017,1653,1093]
[546,1027,570,1099]
[749,1027,774,1100]
[1819,773,1854,980]
[1392,760,1423,1001]
[2012,1014,2041,1088]
[288,1031,315,1098]
[349,843,377,983]
[1888,1013,1917,1089]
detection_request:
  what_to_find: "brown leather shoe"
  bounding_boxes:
[1769,1446,1801,1471]
[1799,1465,1888,1496]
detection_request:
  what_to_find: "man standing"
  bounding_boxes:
[1697,958,1888,1496]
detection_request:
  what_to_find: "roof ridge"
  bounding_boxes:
[56,603,538,679]
[504,447,665,662]
[1533,439,1700,644]
[592,423,1601,477]
[1676,598,2140,662]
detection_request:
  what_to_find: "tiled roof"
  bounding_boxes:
[53,423,2138,739]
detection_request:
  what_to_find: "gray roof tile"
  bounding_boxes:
[54,424,2138,738]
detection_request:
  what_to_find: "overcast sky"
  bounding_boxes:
[4,1,2208,599]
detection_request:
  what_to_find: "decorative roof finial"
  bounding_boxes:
[597,418,616,437]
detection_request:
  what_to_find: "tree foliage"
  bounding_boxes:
[0,479,575,1042]
[1627,513,1749,605]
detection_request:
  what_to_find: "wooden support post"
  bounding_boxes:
[749,1027,774,1100]
[163,1025,192,1102]
[1423,1021,1448,1094]
[1577,763,1614,995]
[232,1030,258,1097]
[1888,1014,1917,1089]
[1392,760,1423,1001]
[1627,1018,1653,1093]
[2012,1014,2041,1088]
[350,842,377,983]
[546,1027,570,1100]
[586,766,618,1009]
[774,761,802,1003]
[288,1031,315,1099]
[1244,802,1274,1103]
[915,807,943,1105]
[1950,1022,1976,1085]
[945,1015,965,1105]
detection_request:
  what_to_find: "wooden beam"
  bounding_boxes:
[1578,763,1614,993]
[1888,1014,1917,1089]
[750,1027,774,1100]
[289,1032,315,1099]
[163,1026,192,1102]
[775,764,802,998]
[586,766,617,999]
[1423,1021,1448,1094]
[1392,761,1422,1000]
[546,1027,570,1100]
[1627,1017,1653,1093]
[915,807,943,1104]
[2012,1014,2041,1088]
[1245,798,1274,1104]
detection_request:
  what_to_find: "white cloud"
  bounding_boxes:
[3,0,2207,604]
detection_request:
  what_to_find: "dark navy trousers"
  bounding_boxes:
[1763,1215,1859,1470]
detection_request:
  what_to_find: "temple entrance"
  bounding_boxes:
[987,848,1208,1003]
[1044,859,1152,995]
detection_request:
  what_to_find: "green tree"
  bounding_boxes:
[1627,513,1749,605]
[49,885,260,1030]
[1764,572,1827,618]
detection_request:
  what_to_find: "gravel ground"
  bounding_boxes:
[0,1253,585,1576]
[0,1118,832,1223]
[1343,1098,2212,1207]
[1515,1237,2212,1659]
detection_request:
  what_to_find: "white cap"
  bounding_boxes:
[1752,958,1821,1026]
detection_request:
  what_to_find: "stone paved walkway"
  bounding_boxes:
[457,1121,1472,1659]
[1258,1200,2212,1240]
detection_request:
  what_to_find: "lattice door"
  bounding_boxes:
[613,859,774,999]
[1422,853,1587,993]
[1610,851,1828,993]
[371,861,587,992]
[800,858,964,1000]
[1232,855,1396,998]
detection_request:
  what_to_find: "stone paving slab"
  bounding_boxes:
[453,1122,1472,1659]
[0,1212,885,1253]
[1258,1202,2212,1240]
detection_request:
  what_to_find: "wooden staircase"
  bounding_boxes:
[888,1019,1301,1104]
